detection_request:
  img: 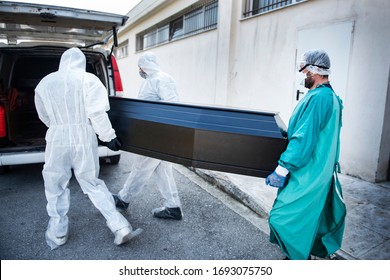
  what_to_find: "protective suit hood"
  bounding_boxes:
[59,47,86,72]
[138,52,160,75]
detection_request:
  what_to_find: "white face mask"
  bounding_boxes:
[296,71,306,86]
[296,71,315,89]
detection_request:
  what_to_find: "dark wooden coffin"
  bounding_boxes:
[108,97,287,178]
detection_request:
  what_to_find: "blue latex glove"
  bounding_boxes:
[265,171,288,188]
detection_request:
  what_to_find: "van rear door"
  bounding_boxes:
[0,1,128,45]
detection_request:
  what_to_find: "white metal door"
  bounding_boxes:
[293,21,354,107]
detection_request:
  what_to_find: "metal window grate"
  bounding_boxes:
[243,0,304,18]
[136,0,218,51]
[114,39,129,59]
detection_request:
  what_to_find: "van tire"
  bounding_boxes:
[101,155,121,165]
[0,165,10,174]
[109,155,121,164]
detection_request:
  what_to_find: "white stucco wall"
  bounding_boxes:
[113,0,390,182]
[116,0,220,105]
[224,0,390,181]
[339,0,390,181]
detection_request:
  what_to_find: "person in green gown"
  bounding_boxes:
[265,49,346,260]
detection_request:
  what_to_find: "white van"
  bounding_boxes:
[0,1,128,173]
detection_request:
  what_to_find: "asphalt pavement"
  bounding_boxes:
[0,152,282,260]
[187,167,390,260]
[1,151,388,260]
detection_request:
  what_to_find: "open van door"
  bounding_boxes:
[0,1,128,45]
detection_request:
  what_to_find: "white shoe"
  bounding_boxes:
[45,230,68,249]
[114,227,143,246]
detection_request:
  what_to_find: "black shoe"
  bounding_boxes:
[113,194,129,210]
[152,207,182,220]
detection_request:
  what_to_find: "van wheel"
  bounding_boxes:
[103,155,120,164]
[0,165,10,174]
[109,155,121,164]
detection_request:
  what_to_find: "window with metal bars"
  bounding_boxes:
[136,0,218,51]
[243,0,305,18]
[114,39,129,59]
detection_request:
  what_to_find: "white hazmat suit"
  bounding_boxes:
[116,52,182,218]
[35,47,141,249]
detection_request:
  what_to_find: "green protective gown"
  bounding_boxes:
[269,84,346,260]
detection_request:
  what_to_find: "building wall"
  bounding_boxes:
[116,0,219,105]
[339,0,390,181]
[225,0,390,182]
[114,0,390,182]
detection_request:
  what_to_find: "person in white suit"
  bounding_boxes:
[35,47,142,250]
[113,52,182,220]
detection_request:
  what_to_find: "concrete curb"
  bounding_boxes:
[189,167,270,218]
